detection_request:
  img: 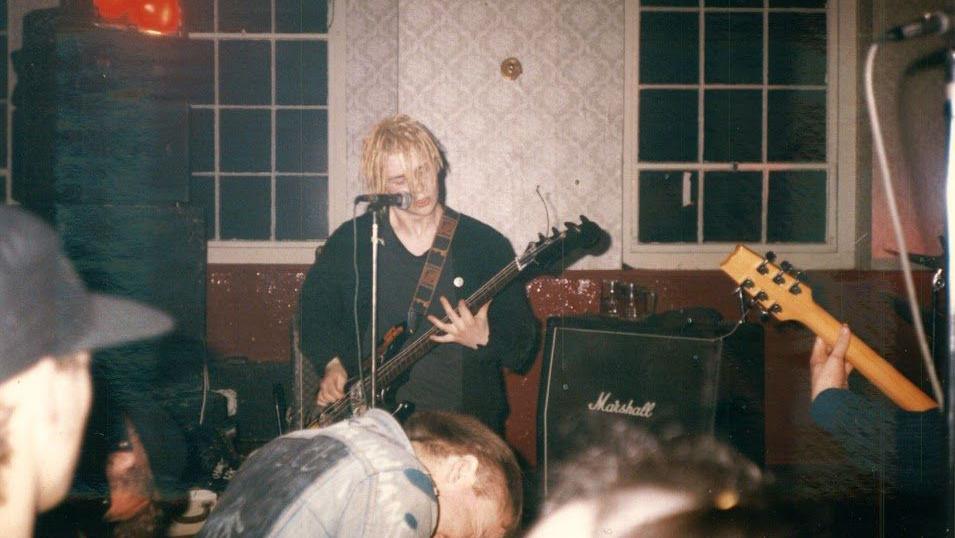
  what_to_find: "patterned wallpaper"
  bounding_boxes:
[345,0,624,269]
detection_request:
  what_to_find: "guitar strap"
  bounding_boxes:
[406,207,460,334]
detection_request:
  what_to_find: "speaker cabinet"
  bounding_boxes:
[537,312,764,494]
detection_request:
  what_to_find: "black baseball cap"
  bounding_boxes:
[0,206,173,383]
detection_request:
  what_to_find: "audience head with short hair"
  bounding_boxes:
[0,206,172,536]
[528,417,769,538]
[403,411,522,538]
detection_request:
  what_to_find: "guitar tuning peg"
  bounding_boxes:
[769,303,782,314]
[772,270,786,285]
[551,227,560,237]
[758,309,771,322]
[538,232,547,242]
[780,261,793,272]
[764,251,777,262]
[754,291,769,302]
[579,215,589,223]
[788,282,802,295]
[564,221,579,230]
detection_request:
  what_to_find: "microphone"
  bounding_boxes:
[353,192,412,209]
[884,10,951,41]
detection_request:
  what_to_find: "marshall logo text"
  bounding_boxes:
[587,391,656,418]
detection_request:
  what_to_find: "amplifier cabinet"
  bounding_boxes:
[537,313,764,494]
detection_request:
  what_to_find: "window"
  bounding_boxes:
[186,0,345,264]
[623,0,857,269]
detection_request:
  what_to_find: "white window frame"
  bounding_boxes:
[623,0,857,270]
[205,0,347,265]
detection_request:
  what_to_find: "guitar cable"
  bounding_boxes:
[865,42,944,408]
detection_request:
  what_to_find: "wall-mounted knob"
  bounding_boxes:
[501,57,523,80]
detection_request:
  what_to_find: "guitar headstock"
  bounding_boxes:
[719,245,813,323]
[519,216,602,270]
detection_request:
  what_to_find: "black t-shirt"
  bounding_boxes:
[370,219,464,413]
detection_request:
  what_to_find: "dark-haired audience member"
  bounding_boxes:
[198,410,522,538]
[527,419,769,537]
[0,206,173,537]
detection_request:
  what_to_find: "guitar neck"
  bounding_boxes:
[803,303,937,411]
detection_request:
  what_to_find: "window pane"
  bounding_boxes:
[188,107,214,172]
[220,110,271,172]
[220,177,270,239]
[190,175,215,240]
[767,90,825,162]
[181,0,213,33]
[638,171,698,243]
[0,103,6,167]
[641,0,699,6]
[705,0,762,6]
[276,176,328,239]
[276,110,328,173]
[220,40,270,105]
[705,12,761,84]
[704,90,761,162]
[703,171,761,242]
[768,170,826,242]
[188,40,216,103]
[639,90,698,162]
[0,39,7,98]
[640,12,698,84]
[277,41,328,106]
[219,0,270,33]
[770,0,826,7]
[276,0,328,33]
[769,13,826,85]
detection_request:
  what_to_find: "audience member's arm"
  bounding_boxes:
[807,325,944,495]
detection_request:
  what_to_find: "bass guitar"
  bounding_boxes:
[720,244,937,411]
[308,216,603,427]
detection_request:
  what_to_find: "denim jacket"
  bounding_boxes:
[199,410,438,537]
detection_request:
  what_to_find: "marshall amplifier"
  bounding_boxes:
[537,311,764,494]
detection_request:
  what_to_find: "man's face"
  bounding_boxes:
[382,152,439,217]
[429,457,512,538]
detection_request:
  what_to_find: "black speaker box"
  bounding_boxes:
[11,10,211,207]
[537,311,764,494]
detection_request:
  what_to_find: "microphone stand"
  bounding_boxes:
[368,204,387,410]
[946,17,955,533]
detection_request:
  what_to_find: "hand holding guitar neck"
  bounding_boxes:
[720,245,938,412]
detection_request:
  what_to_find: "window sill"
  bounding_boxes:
[207,241,323,265]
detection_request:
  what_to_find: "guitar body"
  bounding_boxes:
[307,323,417,428]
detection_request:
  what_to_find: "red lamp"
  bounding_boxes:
[93,0,182,34]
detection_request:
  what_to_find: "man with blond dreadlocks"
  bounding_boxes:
[298,114,536,433]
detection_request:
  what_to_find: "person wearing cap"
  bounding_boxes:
[0,206,173,537]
